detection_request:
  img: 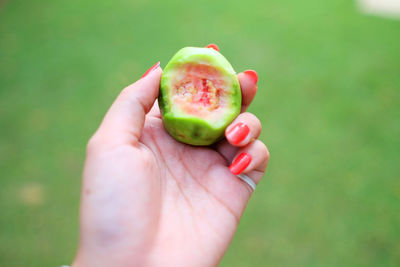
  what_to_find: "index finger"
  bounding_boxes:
[238,70,258,112]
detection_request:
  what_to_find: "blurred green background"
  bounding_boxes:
[1,0,399,266]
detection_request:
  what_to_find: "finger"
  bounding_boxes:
[214,139,238,163]
[238,70,258,112]
[225,112,261,147]
[91,62,162,146]
[228,140,270,184]
[206,43,219,51]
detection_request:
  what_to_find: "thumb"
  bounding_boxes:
[93,62,162,146]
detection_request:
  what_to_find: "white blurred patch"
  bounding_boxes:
[18,183,44,207]
[358,0,400,19]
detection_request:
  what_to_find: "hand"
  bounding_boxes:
[73,46,270,267]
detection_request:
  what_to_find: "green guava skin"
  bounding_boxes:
[159,47,241,146]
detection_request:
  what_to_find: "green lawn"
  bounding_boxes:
[1,0,400,266]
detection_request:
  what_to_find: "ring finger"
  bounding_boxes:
[228,139,270,185]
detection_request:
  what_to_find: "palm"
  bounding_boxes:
[129,114,249,265]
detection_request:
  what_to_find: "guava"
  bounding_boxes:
[158,46,241,146]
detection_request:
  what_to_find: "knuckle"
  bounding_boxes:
[119,85,132,98]
[256,139,269,160]
[265,146,270,161]
[86,136,138,160]
[242,112,261,128]
[250,113,262,128]
[254,140,270,172]
[244,111,257,120]
[86,134,102,154]
[86,133,118,155]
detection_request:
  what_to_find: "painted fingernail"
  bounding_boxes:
[206,44,219,52]
[229,153,252,175]
[243,70,258,84]
[226,122,250,145]
[141,61,160,78]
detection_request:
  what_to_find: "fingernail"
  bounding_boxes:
[226,122,250,145]
[243,70,258,84]
[141,61,160,78]
[206,44,219,52]
[229,153,252,175]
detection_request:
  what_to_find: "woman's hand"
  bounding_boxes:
[73,46,269,267]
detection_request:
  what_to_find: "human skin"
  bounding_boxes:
[72,46,270,267]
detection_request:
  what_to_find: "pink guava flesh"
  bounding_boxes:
[171,63,228,117]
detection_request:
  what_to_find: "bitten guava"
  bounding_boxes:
[158,46,241,146]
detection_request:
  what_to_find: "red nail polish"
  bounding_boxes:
[206,44,219,52]
[141,61,160,78]
[243,70,258,84]
[229,153,252,175]
[226,123,250,145]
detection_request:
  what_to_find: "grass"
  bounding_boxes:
[1,0,400,266]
